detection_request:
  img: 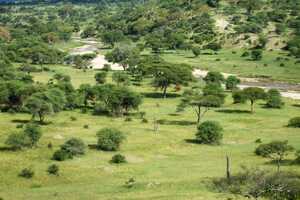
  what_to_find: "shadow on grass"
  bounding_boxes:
[11,119,52,126]
[141,92,181,99]
[157,119,196,126]
[216,109,251,114]
[293,104,300,108]
[265,159,295,167]
[0,146,18,152]
[185,139,200,144]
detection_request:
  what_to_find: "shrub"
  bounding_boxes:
[52,149,72,161]
[5,133,30,150]
[83,124,89,129]
[111,154,127,164]
[288,117,300,128]
[141,118,148,123]
[295,151,300,164]
[213,167,300,200]
[124,117,132,122]
[265,89,284,108]
[96,128,125,151]
[251,49,263,60]
[61,138,86,157]
[241,51,249,57]
[196,121,223,145]
[225,75,240,90]
[70,116,77,121]
[94,72,107,84]
[47,164,59,176]
[23,123,42,147]
[192,46,201,57]
[19,168,34,179]
[232,90,247,104]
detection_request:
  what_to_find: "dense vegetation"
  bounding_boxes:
[0,0,300,200]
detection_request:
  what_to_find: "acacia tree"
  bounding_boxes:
[24,88,66,123]
[243,87,266,113]
[255,141,294,171]
[149,63,193,98]
[178,85,225,123]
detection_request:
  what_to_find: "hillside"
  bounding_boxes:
[0,1,300,200]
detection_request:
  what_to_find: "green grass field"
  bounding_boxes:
[0,66,299,200]
[161,49,300,83]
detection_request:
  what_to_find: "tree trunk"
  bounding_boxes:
[251,100,254,113]
[197,106,201,124]
[163,86,167,99]
[226,156,231,182]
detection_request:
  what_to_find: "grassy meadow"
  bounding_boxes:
[0,65,299,200]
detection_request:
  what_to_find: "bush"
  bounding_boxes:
[213,167,300,200]
[241,51,249,57]
[232,90,247,104]
[96,128,125,151]
[5,133,30,150]
[295,151,300,164]
[141,118,148,123]
[60,138,86,157]
[225,75,240,90]
[23,123,42,147]
[52,149,72,161]
[288,117,300,128]
[196,121,223,145]
[94,72,107,84]
[251,49,263,60]
[19,168,34,179]
[192,46,201,57]
[47,164,59,176]
[110,154,127,164]
[265,89,284,108]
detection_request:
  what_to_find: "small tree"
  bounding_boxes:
[225,76,240,90]
[47,164,59,176]
[255,141,294,171]
[111,154,127,164]
[203,71,224,85]
[265,89,284,108]
[243,87,266,113]
[232,89,247,104]
[23,123,42,147]
[288,117,300,128]
[96,128,125,151]
[112,72,130,86]
[60,138,86,157]
[192,46,201,57]
[5,133,30,150]
[251,49,263,61]
[94,72,107,84]
[178,86,224,123]
[196,121,223,145]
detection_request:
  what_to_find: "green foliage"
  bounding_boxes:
[265,89,284,109]
[251,49,263,61]
[203,71,224,85]
[192,46,201,57]
[19,168,34,179]
[288,117,300,128]
[196,121,223,145]
[5,133,30,150]
[232,89,247,104]
[255,140,294,170]
[214,167,300,200]
[112,72,130,86]
[243,87,266,113]
[61,138,86,157]
[110,154,127,164]
[225,75,240,90]
[47,164,59,176]
[94,72,107,84]
[96,128,125,151]
[52,138,85,161]
[23,123,42,147]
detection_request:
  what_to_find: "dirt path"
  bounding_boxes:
[70,37,123,70]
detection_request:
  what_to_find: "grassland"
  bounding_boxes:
[0,65,299,200]
[161,49,300,83]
